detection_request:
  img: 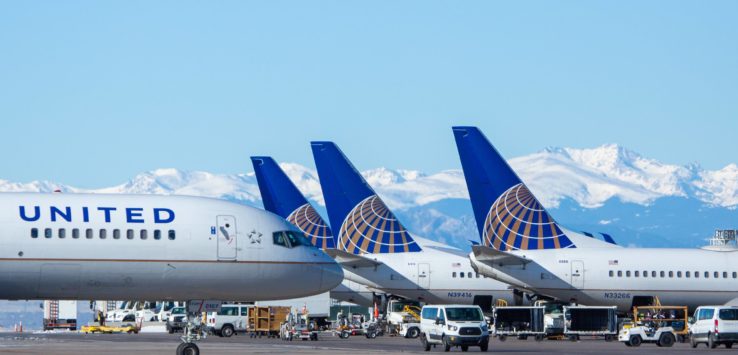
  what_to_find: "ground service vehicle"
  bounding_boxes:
[632,305,689,341]
[207,304,250,337]
[420,305,490,352]
[493,306,545,341]
[563,306,617,341]
[43,300,77,331]
[619,324,676,347]
[167,307,187,334]
[690,306,738,348]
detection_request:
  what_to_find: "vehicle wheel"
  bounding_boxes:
[709,332,717,349]
[535,334,545,342]
[442,336,451,352]
[629,335,642,347]
[604,334,614,342]
[421,334,431,352]
[726,342,733,349]
[498,335,507,342]
[176,342,199,355]
[480,341,489,352]
[341,330,350,339]
[407,327,420,339]
[369,331,377,339]
[461,345,469,352]
[221,325,235,338]
[568,335,578,342]
[658,333,675,347]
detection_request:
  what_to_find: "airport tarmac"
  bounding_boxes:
[0,332,728,354]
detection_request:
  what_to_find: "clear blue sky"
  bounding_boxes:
[1,1,736,188]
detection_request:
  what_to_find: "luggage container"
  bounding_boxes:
[493,306,546,341]
[248,306,291,338]
[563,306,617,341]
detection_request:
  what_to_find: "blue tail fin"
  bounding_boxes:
[452,126,575,251]
[310,142,421,254]
[251,156,335,249]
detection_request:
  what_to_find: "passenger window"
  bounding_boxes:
[695,271,699,278]
[452,272,457,278]
[58,228,66,239]
[113,229,121,239]
[140,230,148,240]
[626,271,631,277]
[701,309,715,320]
[72,228,79,239]
[460,272,465,278]
[608,271,613,277]
[45,228,52,238]
[99,229,107,239]
[617,271,622,277]
[240,307,249,316]
[421,307,438,320]
[154,230,161,240]
[705,272,709,278]
[86,228,93,239]
[476,273,480,278]
[127,229,134,240]
[468,272,472,278]
[634,271,639,277]
[733,272,737,279]
[651,271,656,278]
[677,271,682,278]
[723,272,728,279]
[686,271,691,278]
[668,271,673,278]
[168,230,176,240]
[31,228,38,238]
[642,271,648,278]
[272,232,288,247]
[660,271,665,278]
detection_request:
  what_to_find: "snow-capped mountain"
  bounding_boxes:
[3,144,738,249]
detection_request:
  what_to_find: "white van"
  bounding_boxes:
[206,304,251,337]
[419,305,489,352]
[690,306,738,349]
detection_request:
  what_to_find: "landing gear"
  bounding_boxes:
[177,302,207,355]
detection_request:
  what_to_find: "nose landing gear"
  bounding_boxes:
[176,302,207,355]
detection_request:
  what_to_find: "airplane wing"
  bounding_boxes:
[324,249,383,268]
[472,245,531,266]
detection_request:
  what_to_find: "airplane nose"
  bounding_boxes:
[319,255,344,292]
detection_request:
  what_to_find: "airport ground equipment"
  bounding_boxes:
[81,324,139,334]
[492,306,546,341]
[618,324,676,347]
[689,305,738,349]
[43,300,77,331]
[631,305,688,341]
[206,304,251,337]
[563,306,617,341]
[167,306,187,334]
[419,305,490,352]
[248,306,291,338]
[382,299,421,337]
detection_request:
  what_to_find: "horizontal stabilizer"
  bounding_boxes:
[324,248,383,268]
[472,245,531,266]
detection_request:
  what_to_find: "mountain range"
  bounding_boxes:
[3,144,737,249]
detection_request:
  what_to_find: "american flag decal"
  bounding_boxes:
[608,260,618,265]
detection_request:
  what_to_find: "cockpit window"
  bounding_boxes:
[273,232,289,247]
[272,231,312,248]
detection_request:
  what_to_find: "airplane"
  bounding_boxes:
[251,156,376,307]
[309,141,525,309]
[2,191,343,355]
[452,125,738,312]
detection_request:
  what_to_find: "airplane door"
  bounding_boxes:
[418,263,430,289]
[571,260,584,289]
[217,215,237,260]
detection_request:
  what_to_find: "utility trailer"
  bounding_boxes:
[493,306,546,341]
[563,306,618,341]
[43,300,77,331]
[248,306,291,338]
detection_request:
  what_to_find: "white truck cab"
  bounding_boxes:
[690,306,738,349]
[419,305,489,352]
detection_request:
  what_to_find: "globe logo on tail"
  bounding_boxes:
[338,195,421,254]
[483,183,574,251]
[287,203,334,250]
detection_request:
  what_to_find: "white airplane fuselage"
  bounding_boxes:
[340,238,518,305]
[471,246,738,312]
[0,193,342,301]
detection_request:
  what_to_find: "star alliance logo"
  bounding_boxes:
[248,229,262,244]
